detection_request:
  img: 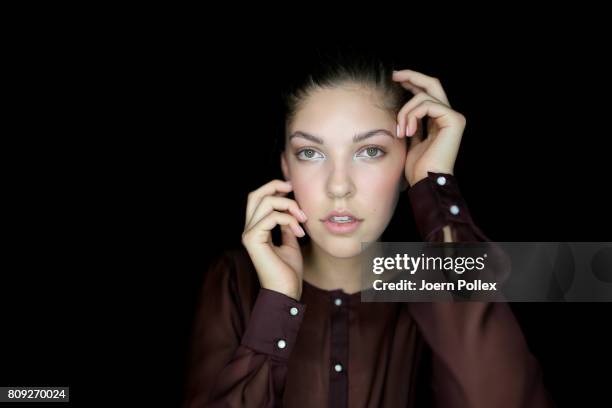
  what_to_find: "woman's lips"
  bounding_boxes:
[321,217,362,234]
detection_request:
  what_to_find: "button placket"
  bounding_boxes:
[328,290,349,407]
[449,204,460,215]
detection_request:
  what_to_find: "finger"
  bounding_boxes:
[407,100,465,129]
[392,70,450,106]
[246,211,305,244]
[247,195,307,231]
[409,116,422,140]
[405,117,425,149]
[397,92,444,138]
[280,224,300,250]
[245,179,293,228]
[394,79,424,96]
[405,100,466,151]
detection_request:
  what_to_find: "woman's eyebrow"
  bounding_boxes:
[353,129,394,143]
[289,129,394,145]
[289,131,324,144]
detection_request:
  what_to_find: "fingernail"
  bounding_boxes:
[298,226,305,236]
[396,124,400,137]
[299,210,307,221]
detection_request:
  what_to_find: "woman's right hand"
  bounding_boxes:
[242,179,307,300]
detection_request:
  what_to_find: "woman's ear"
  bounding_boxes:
[280,151,290,182]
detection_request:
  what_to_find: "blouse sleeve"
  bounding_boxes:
[184,251,306,408]
[406,171,556,407]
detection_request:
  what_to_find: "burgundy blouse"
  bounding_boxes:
[184,172,555,407]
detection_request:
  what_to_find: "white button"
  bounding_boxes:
[290,307,299,316]
[277,339,287,349]
[334,298,342,306]
[436,176,447,186]
[334,363,343,373]
[450,205,460,215]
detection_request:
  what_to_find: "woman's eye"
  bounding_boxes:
[356,146,385,159]
[296,148,324,161]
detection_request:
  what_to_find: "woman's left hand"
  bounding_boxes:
[392,69,467,187]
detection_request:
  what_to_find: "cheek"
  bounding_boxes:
[290,176,320,215]
[357,161,404,214]
[363,156,404,190]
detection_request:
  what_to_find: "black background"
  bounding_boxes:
[2,16,611,407]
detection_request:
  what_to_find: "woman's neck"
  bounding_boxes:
[302,241,365,295]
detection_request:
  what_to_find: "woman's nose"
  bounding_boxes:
[326,168,355,199]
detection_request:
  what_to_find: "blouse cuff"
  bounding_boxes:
[407,171,476,240]
[240,288,306,360]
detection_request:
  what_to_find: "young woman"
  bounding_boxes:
[185,49,554,407]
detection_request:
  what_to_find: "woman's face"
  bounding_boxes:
[281,83,408,258]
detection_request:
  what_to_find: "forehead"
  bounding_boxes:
[290,85,394,138]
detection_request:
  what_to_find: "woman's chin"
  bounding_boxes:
[315,236,367,258]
